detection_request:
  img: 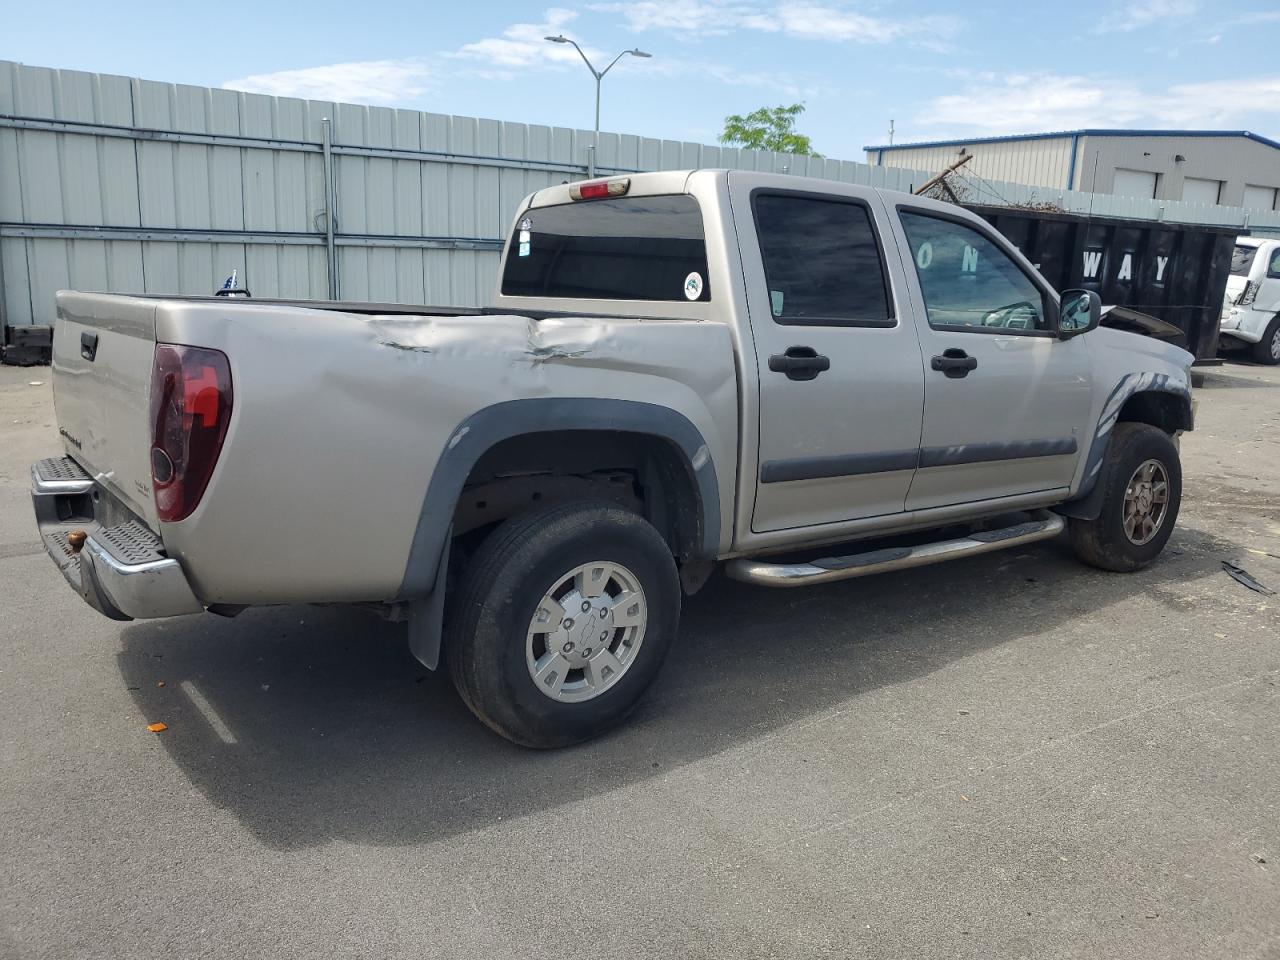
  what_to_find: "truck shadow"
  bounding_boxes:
[119,522,1231,852]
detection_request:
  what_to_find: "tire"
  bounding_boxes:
[446,501,680,748]
[1251,314,1280,365]
[1068,422,1182,573]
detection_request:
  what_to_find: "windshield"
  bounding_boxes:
[1230,245,1258,277]
[500,195,710,302]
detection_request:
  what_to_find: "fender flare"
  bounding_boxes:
[1055,372,1192,521]
[397,398,722,600]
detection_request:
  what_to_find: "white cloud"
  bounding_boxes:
[910,71,1280,140]
[1233,10,1280,24]
[916,74,1144,136]
[221,4,811,109]
[758,3,907,42]
[1153,75,1280,126]
[454,7,603,69]
[1096,0,1196,33]
[646,58,817,97]
[590,0,956,45]
[588,0,757,33]
[223,59,434,104]
[452,5,819,93]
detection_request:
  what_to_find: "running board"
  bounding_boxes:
[725,513,1066,588]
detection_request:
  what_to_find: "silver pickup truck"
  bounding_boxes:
[32,169,1194,747]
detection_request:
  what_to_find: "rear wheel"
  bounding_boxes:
[446,502,680,748]
[1068,422,1182,572]
[1251,315,1280,365]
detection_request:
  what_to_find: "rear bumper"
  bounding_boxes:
[31,457,203,621]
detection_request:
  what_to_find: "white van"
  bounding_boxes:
[1221,237,1280,364]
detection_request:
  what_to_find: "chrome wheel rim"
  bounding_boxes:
[1271,325,1280,361]
[525,561,648,703]
[1122,458,1170,546]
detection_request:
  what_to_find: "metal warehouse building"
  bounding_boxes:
[865,130,1280,211]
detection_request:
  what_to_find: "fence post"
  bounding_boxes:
[0,147,7,338]
[321,117,340,300]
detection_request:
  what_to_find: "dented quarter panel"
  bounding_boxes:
[150,301,738,605]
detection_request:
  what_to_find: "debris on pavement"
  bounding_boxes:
[1222,561,1275,595]
[146,722,168,733]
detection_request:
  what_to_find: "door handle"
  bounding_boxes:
[768,346,830,381]
[930,348,977,378]
[80,331,99,362]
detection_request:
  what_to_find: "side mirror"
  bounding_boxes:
[1057,289,1101,339]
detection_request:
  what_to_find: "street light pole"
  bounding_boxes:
[545,35,651,178]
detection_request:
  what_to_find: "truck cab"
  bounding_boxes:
[1221,237,1280,364]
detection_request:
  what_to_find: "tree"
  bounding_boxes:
[719,103,821,156]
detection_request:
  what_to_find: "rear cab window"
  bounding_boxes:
[501,195,710,302]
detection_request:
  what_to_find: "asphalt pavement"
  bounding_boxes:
[1,359,1277,959]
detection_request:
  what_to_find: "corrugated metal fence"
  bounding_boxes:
[4,58,1280,331]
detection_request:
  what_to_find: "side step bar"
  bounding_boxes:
[725,513,1065,588]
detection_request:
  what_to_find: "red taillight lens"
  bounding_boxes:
[149,344,233,522]
[568,177,630,201]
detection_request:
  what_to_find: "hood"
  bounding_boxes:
[1089,324,1194,375]
[1100,306,1186,348]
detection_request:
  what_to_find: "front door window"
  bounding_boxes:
[899,212,1049,333]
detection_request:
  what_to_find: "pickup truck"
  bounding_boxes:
[32,169,1195,747]
[1221,236,1280,364]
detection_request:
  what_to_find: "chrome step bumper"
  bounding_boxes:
[31,457,203,621]
[726,513,1066,588]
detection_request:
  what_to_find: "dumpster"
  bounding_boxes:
[968,204,1239,361]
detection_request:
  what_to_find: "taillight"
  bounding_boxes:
[569,177,630,201]
[1238,280,1259,306]
[149,344,233,522]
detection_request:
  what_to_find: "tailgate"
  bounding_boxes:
[53,291,158,526]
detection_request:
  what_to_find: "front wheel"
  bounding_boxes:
[1068,422,1182,572]
[446,502,680,748]
[1251,315,1280,365]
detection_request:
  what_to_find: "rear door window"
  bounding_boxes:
[500,195,710,302]
[751,193,893,326]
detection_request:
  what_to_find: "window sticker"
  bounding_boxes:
[683,271,704,300]
[518,241,531,258]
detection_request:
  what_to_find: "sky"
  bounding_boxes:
[3,0,1280,159]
